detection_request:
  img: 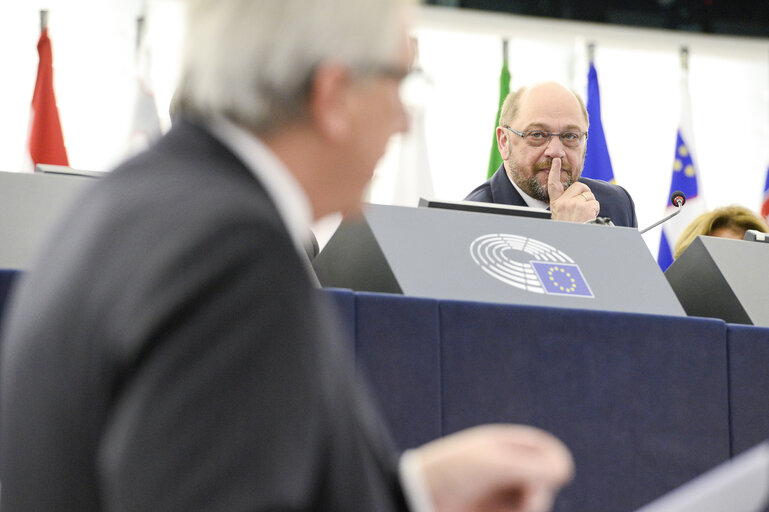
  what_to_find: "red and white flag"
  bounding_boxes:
[28,27,68,169]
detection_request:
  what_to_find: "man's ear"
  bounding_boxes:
[496,126,510,159]
[307,62,353,143]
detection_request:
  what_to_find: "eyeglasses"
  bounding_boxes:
[354,64,413,82]
[504,126,587,148]
[354,64,429,106]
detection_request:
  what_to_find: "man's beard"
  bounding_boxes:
[509,159,575,202]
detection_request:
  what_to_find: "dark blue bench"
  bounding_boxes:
[324,288,769,512]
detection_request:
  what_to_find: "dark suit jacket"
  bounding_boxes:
[0,120,408,511]
[465,164,638,228]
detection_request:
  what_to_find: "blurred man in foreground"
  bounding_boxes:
[466,82,637,227]
[0,1,572,511]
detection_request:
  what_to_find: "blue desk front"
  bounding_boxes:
[0,273,766,512]
[325,288,769,512]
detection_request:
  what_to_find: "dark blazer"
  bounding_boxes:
[465,164,638,228]
[0,120,408,512]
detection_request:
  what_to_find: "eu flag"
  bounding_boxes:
[530,262,594,298]
[657,130,704,270]
[657,52,706,271]
[668,132,699,200]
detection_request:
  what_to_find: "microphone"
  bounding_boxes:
[671,190,685,208]
[639,191,686,235]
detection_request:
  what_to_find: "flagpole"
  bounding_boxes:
[502,38,508,63]
[136,16,145,54]
[40,9,48,33]
[680,46,688,71]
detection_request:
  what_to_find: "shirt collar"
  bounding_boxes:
[505,169,550,210]
[206,116,313,258]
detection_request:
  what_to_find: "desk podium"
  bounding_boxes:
[665,236,769,327]
[314,204,685,316]
[0,171,93,269]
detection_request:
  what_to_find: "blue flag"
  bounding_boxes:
[582,62,615,183]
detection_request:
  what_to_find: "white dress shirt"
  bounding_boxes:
[507,170,550,210]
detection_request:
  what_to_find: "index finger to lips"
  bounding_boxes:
[547,158,564,201]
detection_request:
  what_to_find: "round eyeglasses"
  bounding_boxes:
[504,126,587,148]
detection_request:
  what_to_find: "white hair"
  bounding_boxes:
[175,0,406,133]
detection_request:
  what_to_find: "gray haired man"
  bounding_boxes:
[0,1,572,511]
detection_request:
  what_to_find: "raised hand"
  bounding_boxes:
[547,158,599,223]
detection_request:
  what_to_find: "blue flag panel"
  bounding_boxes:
[667,131,699,200]
[582,62,615,183]
[657,130,701,271]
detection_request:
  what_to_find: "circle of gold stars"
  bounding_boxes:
[547,266,577,293]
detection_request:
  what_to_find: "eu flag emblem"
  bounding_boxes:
[530,262,594,298]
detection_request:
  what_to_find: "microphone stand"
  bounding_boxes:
[639,208,681,235]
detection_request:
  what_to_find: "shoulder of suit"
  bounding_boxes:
[579,176,626,195]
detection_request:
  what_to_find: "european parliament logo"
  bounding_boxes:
[470,234,594,298]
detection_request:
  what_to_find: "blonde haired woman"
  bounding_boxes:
[674,205,769,259]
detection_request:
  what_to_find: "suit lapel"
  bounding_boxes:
[489,165,527,207]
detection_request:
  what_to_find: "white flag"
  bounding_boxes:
[125,19,161,157]
[392,102,434,207]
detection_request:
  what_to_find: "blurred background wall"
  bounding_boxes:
[2,1,768,255]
